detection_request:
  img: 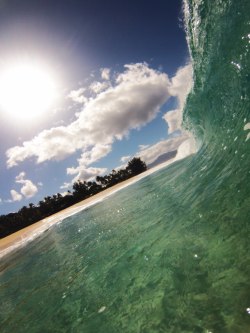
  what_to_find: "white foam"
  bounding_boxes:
[244,122,250,141]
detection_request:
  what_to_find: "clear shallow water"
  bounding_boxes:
[1,0,250,332]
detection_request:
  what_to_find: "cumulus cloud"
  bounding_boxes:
[20,181,38,198]
[89,81,111,94]
[101,68,110,80]
[67,166,107,180]
[162,63,197,161]
[15,172,38,198]
[63,144,111,186]
[6,62,195,186]
[119,134,192,169]
[120,155,131,163]
[76,144,112,167]
[10,189,22,202]
[138,144,149,151]
[6,126,82,166]
[68,87,88,104]
[59,191,73,197]
[61,166,107,188]
[163,63,193,134]
[136,135,189,165]
[6,63,171,169]
[164,110,182,135]
[170,64,193,110]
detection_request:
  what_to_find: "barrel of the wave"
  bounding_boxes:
[179,2,250,332]
[183,0,250,173]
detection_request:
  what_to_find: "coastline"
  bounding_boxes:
[0,159,175,259]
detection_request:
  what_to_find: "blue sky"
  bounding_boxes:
[0,0,193,214]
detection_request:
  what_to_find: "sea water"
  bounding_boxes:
[0,0,250,332]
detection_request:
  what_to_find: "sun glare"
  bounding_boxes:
[0,61,57,120]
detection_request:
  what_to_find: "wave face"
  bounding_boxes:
[184,0,250,150]
[0,1,250,332]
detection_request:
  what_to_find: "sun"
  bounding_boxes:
[0,60,57,120]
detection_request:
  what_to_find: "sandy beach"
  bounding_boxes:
[0,159,175,259]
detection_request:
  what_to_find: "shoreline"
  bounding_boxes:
[0,159,175,259]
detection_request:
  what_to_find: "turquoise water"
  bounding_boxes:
[1,0,250,332]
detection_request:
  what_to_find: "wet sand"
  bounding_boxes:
[0,159,175,259]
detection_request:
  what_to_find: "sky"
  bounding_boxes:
[0,0,194,214]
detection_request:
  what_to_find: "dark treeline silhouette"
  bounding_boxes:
[0,157,147,238]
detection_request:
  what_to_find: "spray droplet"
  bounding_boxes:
[98,306,106,313]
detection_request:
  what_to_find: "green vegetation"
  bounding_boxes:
[0,157,147,238]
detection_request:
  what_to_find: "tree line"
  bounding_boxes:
[0,157,147,238]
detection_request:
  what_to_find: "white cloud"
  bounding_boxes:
[77,144,112,167]
[6,62,195,186]
[120,155,131,163]
[20,180,38,198]
[60,182,71,190]
[101,68,110,80]
[15,171,26,182]
[163,63,193,134]
[118,135,189,169]
[77,63,170,142]
[68,87,88,104]
[66,166,107,185]
[64,144,111,186]
[89,81,111,94]
[15,172,38,198]
[136,136,188,165]
[170,63,193,110]
[6,63,171,169]
[6,126,81,166]
[138,144,149,151]
[10,189,22,202]
[114,163,126,171]
[164,109,182,134]
[60,191,71,197]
